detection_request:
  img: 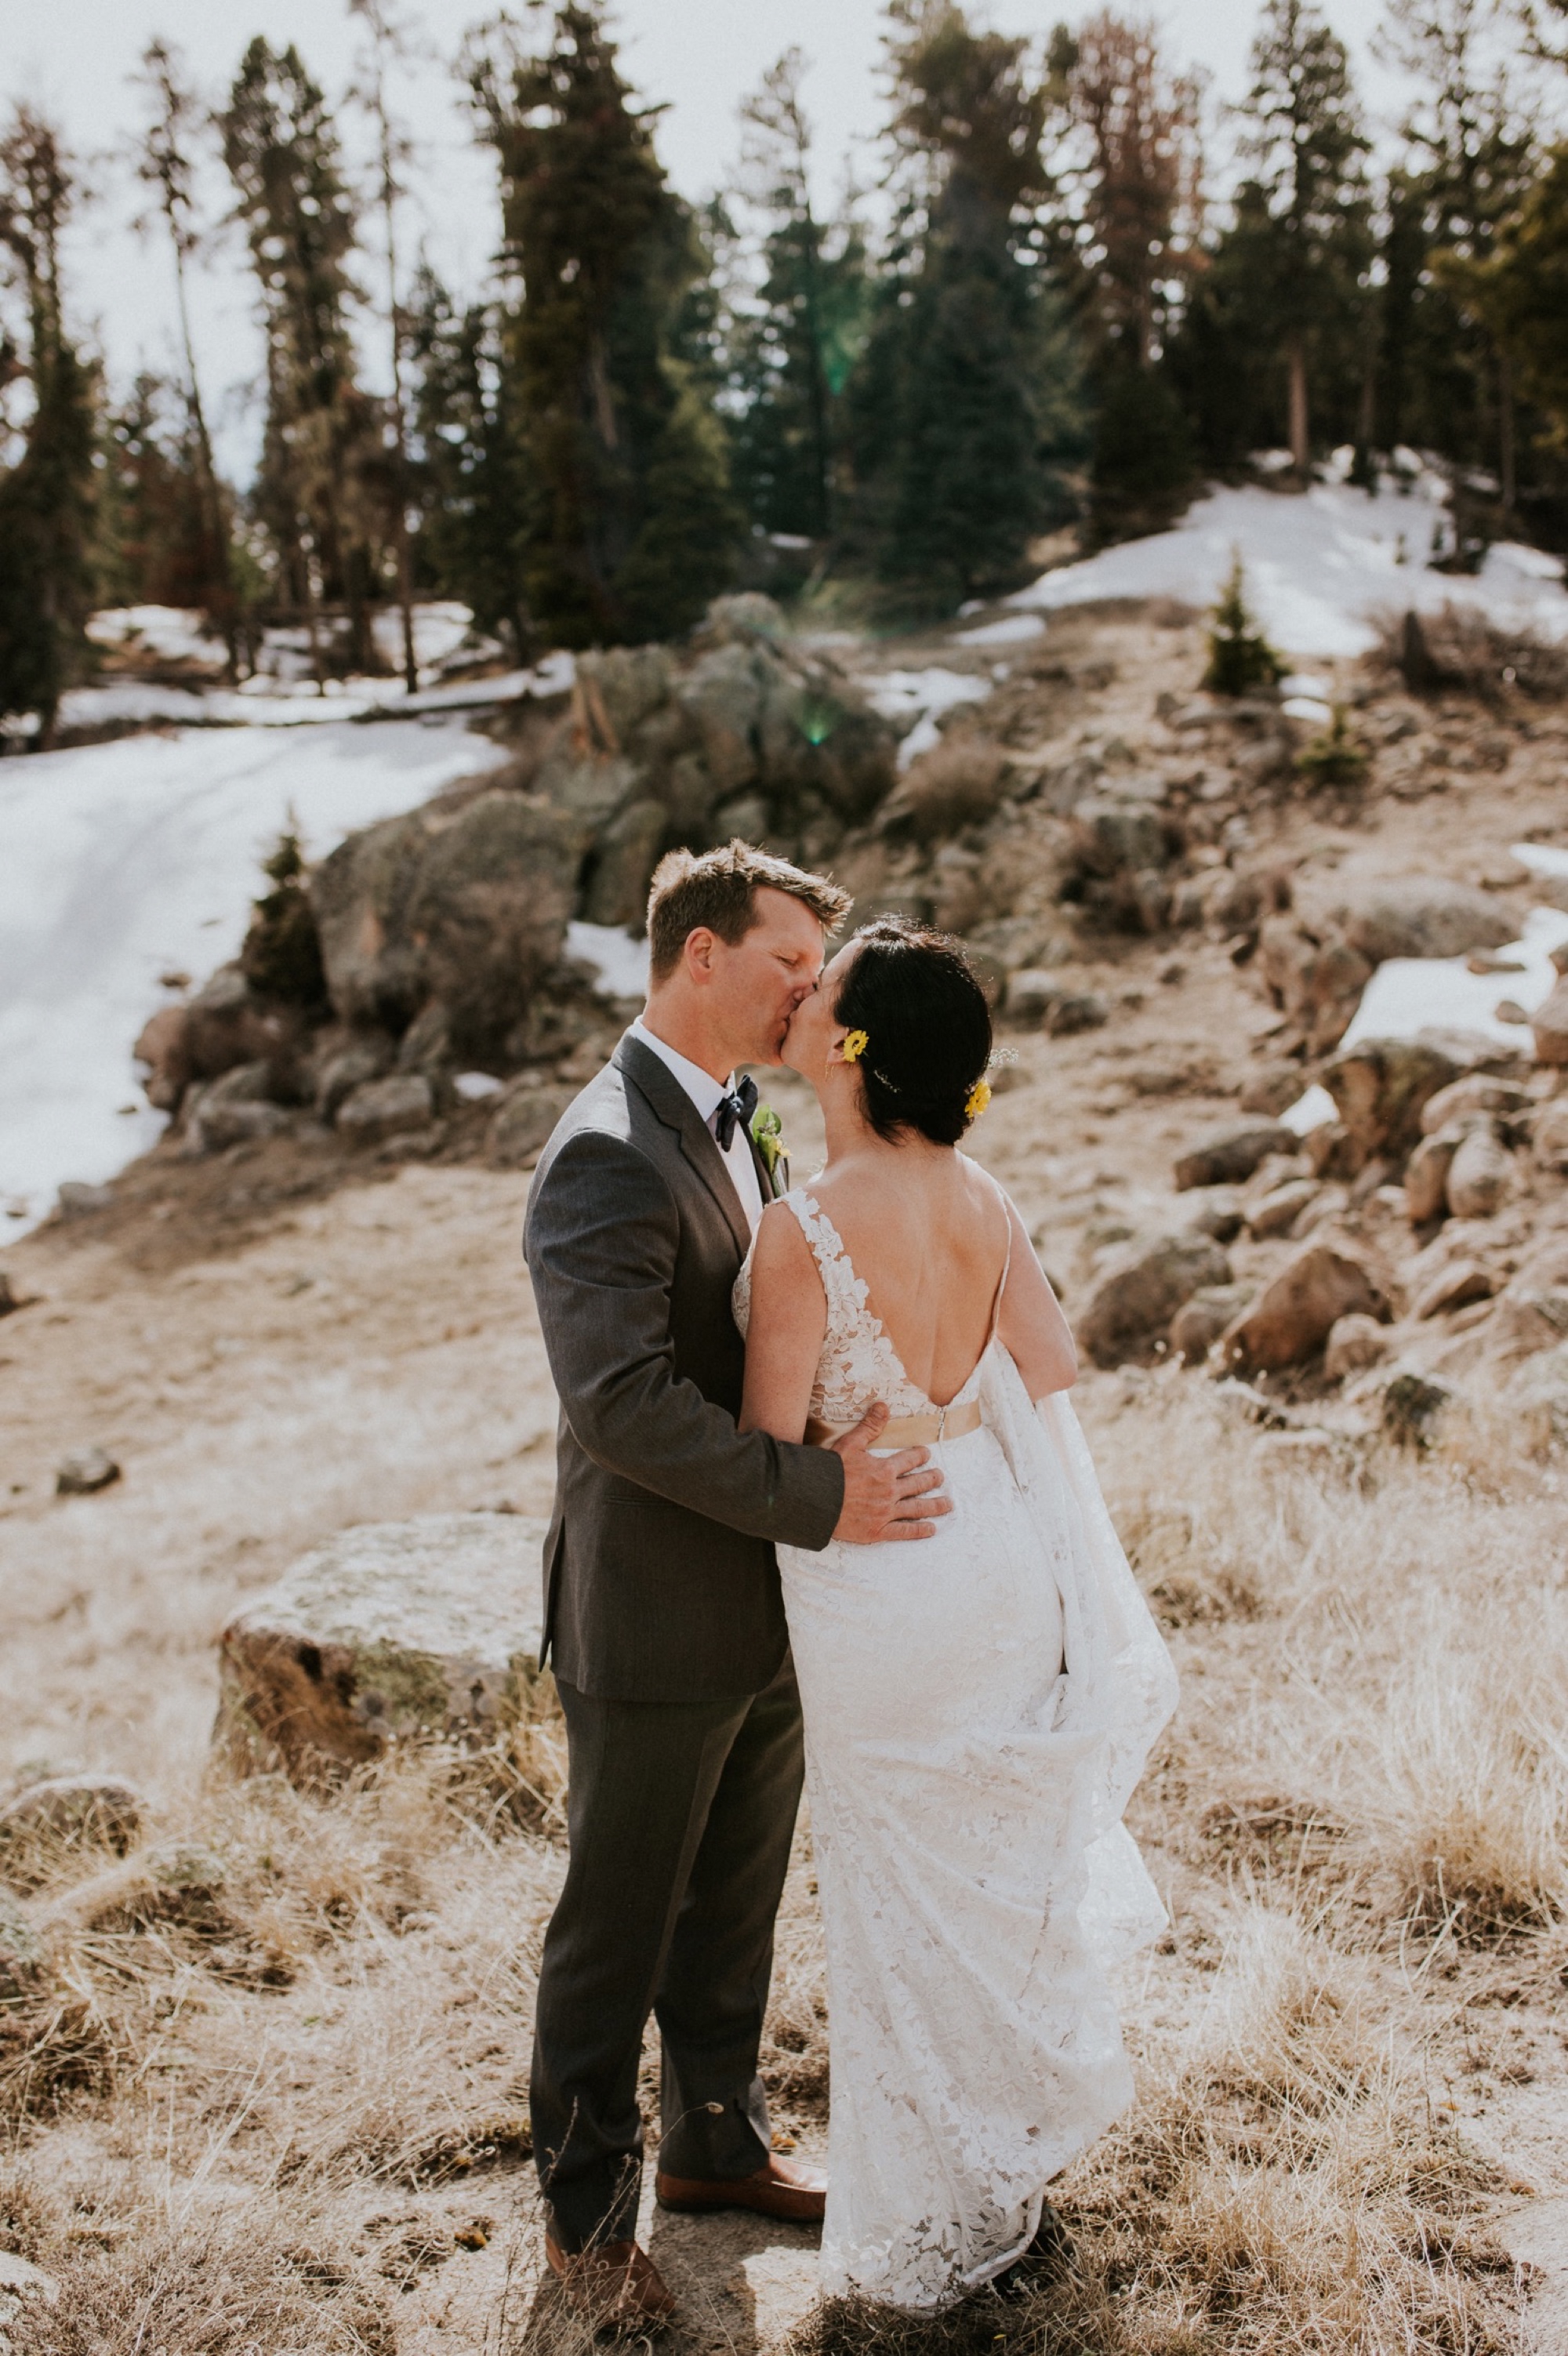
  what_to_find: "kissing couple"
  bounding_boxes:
[523,840,1178,2323]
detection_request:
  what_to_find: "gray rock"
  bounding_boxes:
[1333,877,1519,964]
[187,1096,289,1153]
[677,643,767,794]
[1078,1233,1232,1368]
[396,1000,455,1076]
[312,790,580,1058]
[314,1037,392,1120]
[55,1446,121,1496]
[216,1511,549,1777]
[1244,1177,1320,1239]
[1405,1127,1461,1222]
[1169,1283,1254,1364]
[1410,1258,1495,1320]
[584,797,668,927]
[0,2248,60,2344]
[1217,1240,1388,1374]
[1324,1312,1389,1381]
[1240,1061,1309,1117]
[1322,1036,1461,1170]
[1419,1075,1530,1134]
[1004,969,1109,1035]
[534,746,642,827]
[0,1773,142,1865]
[1172,1123,1297,1190]
[1257,918,1374,1058]
[1444,1124,1514,1218]
[336,1072,434,1144]
[56,1181,114,1218]
[488,1081,576,1170]
[1530,1098,1568,1173]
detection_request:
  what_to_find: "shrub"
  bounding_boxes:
[1203,553,1284,696]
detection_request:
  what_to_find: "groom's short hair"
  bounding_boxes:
[646,841,851,981]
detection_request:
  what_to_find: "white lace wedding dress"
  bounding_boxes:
[733,1182,1178,2312]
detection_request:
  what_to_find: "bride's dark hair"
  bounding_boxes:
[833,917,993,1146]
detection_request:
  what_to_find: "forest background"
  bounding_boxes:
[2,0,1568,744]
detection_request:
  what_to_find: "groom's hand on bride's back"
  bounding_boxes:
[829,1404,951,1544]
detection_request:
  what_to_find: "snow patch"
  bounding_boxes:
[566,921,650,1003]
[0,717,512,1241]
[864,667,993,771]
[957,612,1046,648]
[1009,481,1568,659]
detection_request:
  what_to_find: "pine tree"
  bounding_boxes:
[1203,552,1284,694]
[407,267,534,653]
[1449,146,1568,452]
[0,107,98,746]
[1053,13,1204,542]
[728,49,869,541]
[847,2,1084,611]
[466,4,742,646]
[349,0,419,690]
[221,39,383,674]
[132,39,239,671]
[1374,0,1537,509]
[95,373,214,612]
[1179,0,1371,477]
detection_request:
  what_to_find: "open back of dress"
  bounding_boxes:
[735,1185,1178,2311]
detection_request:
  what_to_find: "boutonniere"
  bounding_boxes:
[750,1102,788,1196]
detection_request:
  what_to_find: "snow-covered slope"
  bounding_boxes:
[1011,477,1568,659]
[0,714,511,1240]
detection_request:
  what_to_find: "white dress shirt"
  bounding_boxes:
[630,1018,765,1232]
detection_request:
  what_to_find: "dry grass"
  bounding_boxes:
[4,1375,1555,2352]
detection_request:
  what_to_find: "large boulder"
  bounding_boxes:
[1257,918,1374,1057]
[216,1512,549,1777]
[1330,877,1519,964]
[311,790,580,1059]
[1077,1234,1232,1367]
[1173,1123,1297,1190]
[1420,1075,1530,1134]
[335,1071,435,1145]
[1218,1240,1388,1374]
[1321,1036,1461,1171]
[1445,1123,1514,1218]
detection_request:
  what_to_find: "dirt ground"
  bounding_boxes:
[5,601,1568,2352]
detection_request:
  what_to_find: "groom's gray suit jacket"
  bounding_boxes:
[524,1031,844,1704]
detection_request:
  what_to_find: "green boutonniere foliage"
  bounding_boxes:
[750,1102,786,1192]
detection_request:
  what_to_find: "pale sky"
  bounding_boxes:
[0,1,1417,477]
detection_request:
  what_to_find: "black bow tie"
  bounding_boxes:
[714,1073,759,1152]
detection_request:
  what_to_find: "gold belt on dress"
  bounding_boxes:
[804,1398,984,1450]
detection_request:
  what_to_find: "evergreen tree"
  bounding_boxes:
[349,0,419,689]
[466,4,742,646]
[221,39,383,673]
[95,372,214,612]
[728,49,869,541]
[132,39,239,670]
[1175,0,1371,476]
[407,267,534,654]
[1203,551,1284,693]
[848,2,1084,611]
[1052,13,1204,541]
[1448,145,1568,452]
[1374,0,1537,507]
[0,107,98,746]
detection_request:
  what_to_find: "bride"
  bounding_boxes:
[734,917,1178,2313]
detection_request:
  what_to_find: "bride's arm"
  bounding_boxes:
[739,1202,829,1444]
[996,1196,1078,1399]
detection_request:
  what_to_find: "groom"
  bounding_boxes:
[524,841,949,2322]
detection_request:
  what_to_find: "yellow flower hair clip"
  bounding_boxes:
[964,1077,992,1121]
[840,1029,869,1065]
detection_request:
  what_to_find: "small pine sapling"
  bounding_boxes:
[1203,553,1284,695]
[1295,702,1367,789]
[241,830,328,1007]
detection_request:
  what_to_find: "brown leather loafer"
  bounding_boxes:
[655,2153,826,2223]
[544,2234,677,2325]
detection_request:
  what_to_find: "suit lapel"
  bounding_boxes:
[615,1033,753,1260]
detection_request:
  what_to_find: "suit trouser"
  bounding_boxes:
[530,1656,805,2250]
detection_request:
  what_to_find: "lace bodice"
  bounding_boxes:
[732,1185,1006,1429]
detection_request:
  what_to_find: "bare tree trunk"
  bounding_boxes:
[1287,336,1309,478]
[1497,345,1516,517]
[171,246,239,681]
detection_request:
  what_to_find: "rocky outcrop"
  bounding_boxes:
[1173,1123,1298,1190]
[1321,1037,1464,1172]
[216,1512,549,1778]
[1077,1234,1232,1367]
[311,790,582,1062]
[1329,877,1519,964]
[1218,1240,1388,1374]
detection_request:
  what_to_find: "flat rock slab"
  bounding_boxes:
[216,1511,548,1777]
